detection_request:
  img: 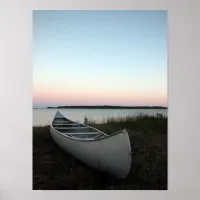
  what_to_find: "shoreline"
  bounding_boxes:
[33,106,167,109]
[47,106,167,109]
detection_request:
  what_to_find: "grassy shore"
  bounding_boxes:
[33,114,167,190]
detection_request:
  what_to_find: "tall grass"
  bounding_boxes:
[87,114,167,135]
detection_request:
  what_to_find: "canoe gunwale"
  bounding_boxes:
[50,112,126,142]
[51,123,125,142]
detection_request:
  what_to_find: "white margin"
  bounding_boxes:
[0,0,200,199]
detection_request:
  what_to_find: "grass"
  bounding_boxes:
[33,114,167,190]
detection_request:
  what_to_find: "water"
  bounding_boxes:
[33,108,167,126]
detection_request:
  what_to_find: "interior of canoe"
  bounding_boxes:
[52,117,106,140]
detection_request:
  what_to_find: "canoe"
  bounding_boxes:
[50,111,132,179]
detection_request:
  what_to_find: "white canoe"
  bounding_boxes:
[50,111,132,179]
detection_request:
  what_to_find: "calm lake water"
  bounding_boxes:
[33,108,167,126]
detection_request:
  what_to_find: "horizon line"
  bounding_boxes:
[33,105,168,109]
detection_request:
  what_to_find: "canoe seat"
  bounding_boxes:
[65,132,100,135]
[55,127,88,130]
[53,125,83,128]
[70,137,96,141]
[64,132,106,140]
[52,123,79,126]
[53,121,72,123]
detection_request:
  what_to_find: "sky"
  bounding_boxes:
[33,10,167,108]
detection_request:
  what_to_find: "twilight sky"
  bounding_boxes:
[33,10,167,108]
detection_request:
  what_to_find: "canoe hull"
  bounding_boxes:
[50,126,132,179]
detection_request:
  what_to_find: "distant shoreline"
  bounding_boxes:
[43,106,167,109]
